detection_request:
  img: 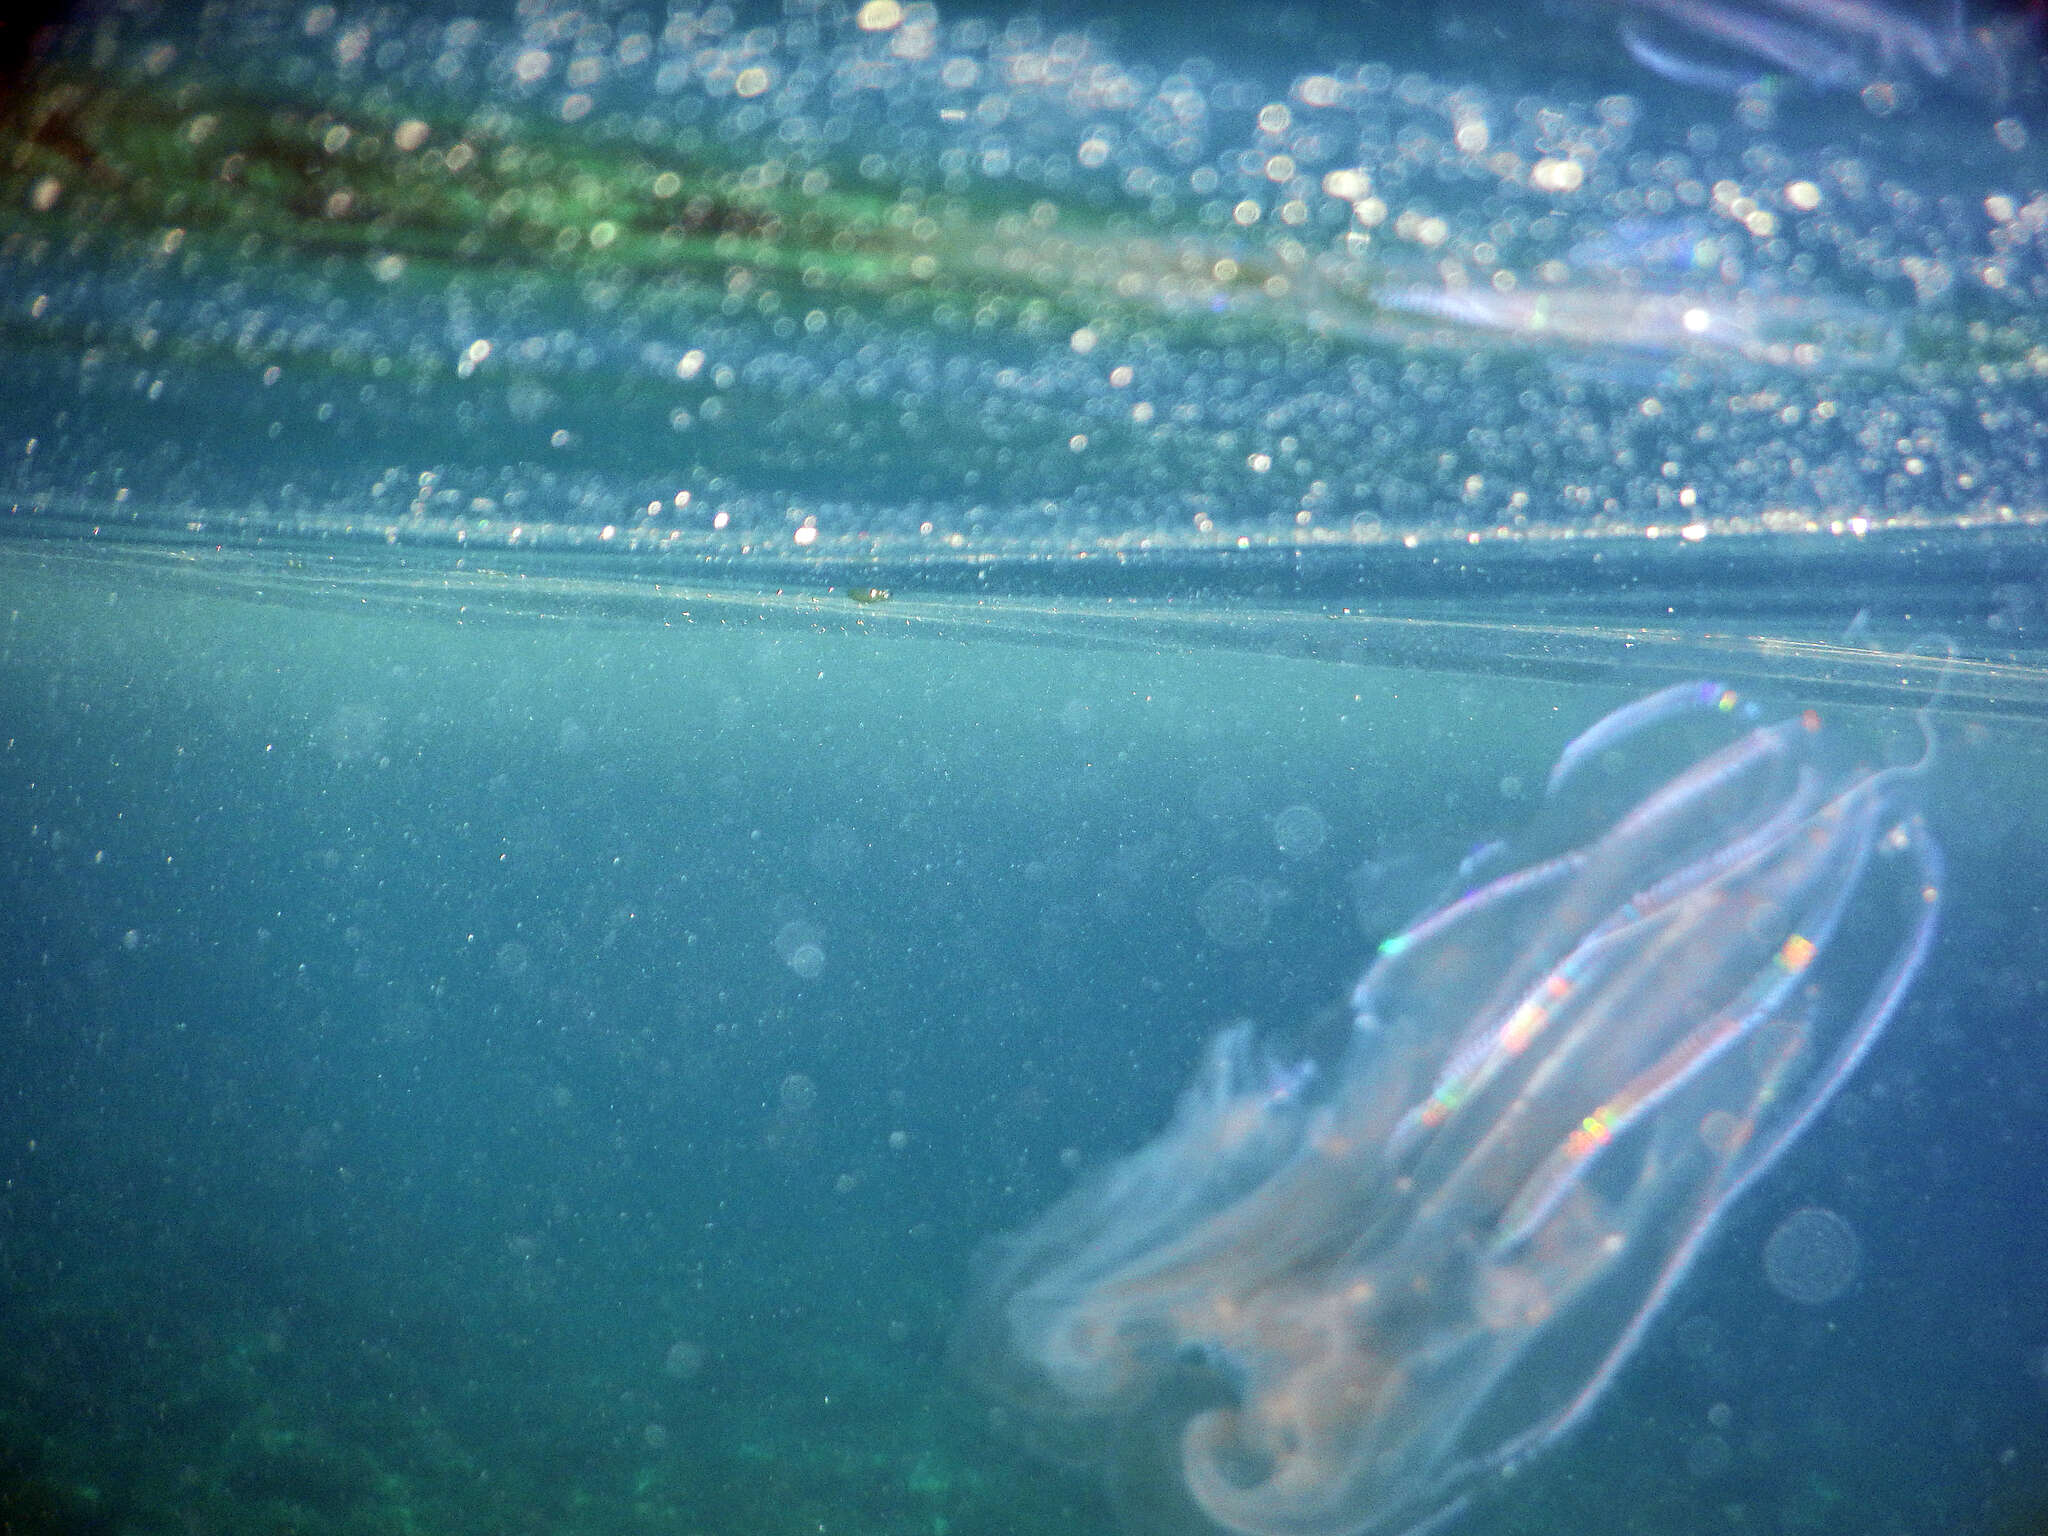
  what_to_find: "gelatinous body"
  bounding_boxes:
[956,684,1939,1536]
[1611,0,2041,99]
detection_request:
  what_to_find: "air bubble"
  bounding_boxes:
[1762,1206,1861,1305]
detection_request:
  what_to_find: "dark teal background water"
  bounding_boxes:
[0,553,2043,1536]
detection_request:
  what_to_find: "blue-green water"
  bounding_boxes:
[2,549,2044,1536]
[2,0,2047,1530]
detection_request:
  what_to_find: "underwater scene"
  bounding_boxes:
[2,0,2047,1532]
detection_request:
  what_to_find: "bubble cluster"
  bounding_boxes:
[1,0,2043,564]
